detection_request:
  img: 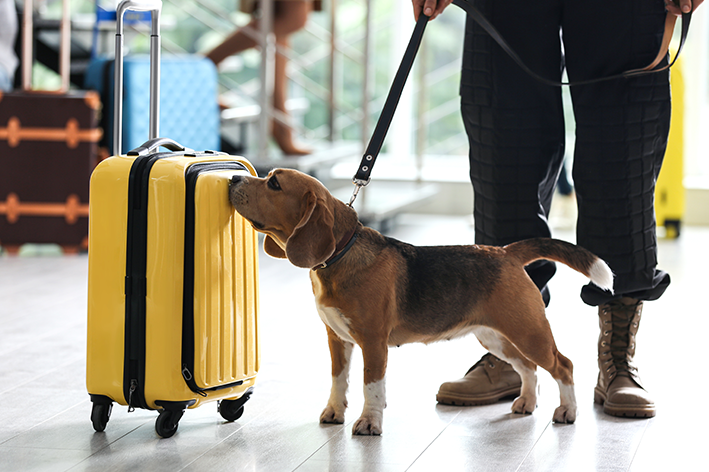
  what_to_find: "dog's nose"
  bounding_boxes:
[230,175,244,187]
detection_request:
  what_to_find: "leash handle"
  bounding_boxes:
[351,13,430,195]
[451,0,691,87]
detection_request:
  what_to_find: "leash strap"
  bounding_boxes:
[349,0,691,205]
[451,0,691,86]
[350,13,430,198]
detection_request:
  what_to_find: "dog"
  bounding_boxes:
[229,168,613,435]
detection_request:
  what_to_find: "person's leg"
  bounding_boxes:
[462,0,566,303]
[271,0,313,155]
[207,0,312,155]
[438,0,565,406]
[272,0,311,36]
[206,0,312,65]
[271,0,312,155]
[563,0,670,417]
[206,19,259,66]
[271,38,311,155]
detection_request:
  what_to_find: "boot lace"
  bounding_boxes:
[465,353,508,383]
[600,301,641,379]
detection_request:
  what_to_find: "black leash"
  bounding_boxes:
[349,11,431,205]
[348,0,692,207]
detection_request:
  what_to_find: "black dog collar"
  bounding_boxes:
[313,228,358,270]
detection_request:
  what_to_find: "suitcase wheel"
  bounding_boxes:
[155,408,184,439]
[90,396,113,433]
[153,400,195,438]
[218,400,244,422]
[91,403,112,432]
[219,389,253,422]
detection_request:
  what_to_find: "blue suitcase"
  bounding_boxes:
[85,55,221,153]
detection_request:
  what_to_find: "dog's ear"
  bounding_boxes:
[263,235,287,259]
[285,191,336,268]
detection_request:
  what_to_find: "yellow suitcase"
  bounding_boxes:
[86,1,259,438]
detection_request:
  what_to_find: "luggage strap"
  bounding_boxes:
[347,0,691,208]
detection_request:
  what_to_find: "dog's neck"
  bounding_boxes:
[312,201,360,271]
[312,226,357,270]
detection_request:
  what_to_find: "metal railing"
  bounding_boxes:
[102,0,468,165]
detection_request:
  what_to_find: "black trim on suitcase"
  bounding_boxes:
[181,161,249,396]
[124,149,179,411]
[123,149,237,411]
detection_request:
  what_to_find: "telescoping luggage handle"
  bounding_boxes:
[113,0,163,156]
[348,0,691,207]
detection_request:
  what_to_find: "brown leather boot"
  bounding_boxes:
[436,353,522,406]
[594,297,656,418]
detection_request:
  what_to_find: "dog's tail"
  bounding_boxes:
[504,238,614,293]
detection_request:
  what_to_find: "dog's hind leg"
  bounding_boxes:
[508,336,576,423]
[320,327,354,425]
[473,327,539,414]
[488,310,577,424]
[554,376,577,424]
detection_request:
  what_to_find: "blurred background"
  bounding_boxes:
[1,0,707,251]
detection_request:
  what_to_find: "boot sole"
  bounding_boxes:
[436,386,521,406]
[594,388,657,418]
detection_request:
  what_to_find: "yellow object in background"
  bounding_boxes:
[655,52,685,239]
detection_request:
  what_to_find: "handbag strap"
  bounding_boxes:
[348,1,691,206]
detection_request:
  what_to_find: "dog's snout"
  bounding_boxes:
[229,174,249,207]
[230,175,244,187]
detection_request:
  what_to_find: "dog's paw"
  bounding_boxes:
[553,405,576,424]
[320,404,346,424]
[511,396,537,415]
[352,415,382,436]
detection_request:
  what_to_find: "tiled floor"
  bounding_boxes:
[1,213,707,471]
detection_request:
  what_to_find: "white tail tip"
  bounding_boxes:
[589,259,614,293]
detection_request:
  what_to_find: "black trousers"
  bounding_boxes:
[461,0,671,306]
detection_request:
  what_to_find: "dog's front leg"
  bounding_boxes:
[320,327,353,425]
[352,339,388,436]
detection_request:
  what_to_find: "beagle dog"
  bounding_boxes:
[229,168,613,435]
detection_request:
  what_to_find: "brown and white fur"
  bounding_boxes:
[229,169,613,435]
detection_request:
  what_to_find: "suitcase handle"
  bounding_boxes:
[114,0,163,156]
[127,138,191,156]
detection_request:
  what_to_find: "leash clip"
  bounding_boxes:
[348,178,370,207]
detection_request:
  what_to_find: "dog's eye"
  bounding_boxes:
[267,176,281,191]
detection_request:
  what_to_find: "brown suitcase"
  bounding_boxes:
[0,0,102,254]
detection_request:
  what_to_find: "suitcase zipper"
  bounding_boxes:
[181,161,249,395]
[123,150,228,410]
[127,379,138,412]
[123,151,163,411]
